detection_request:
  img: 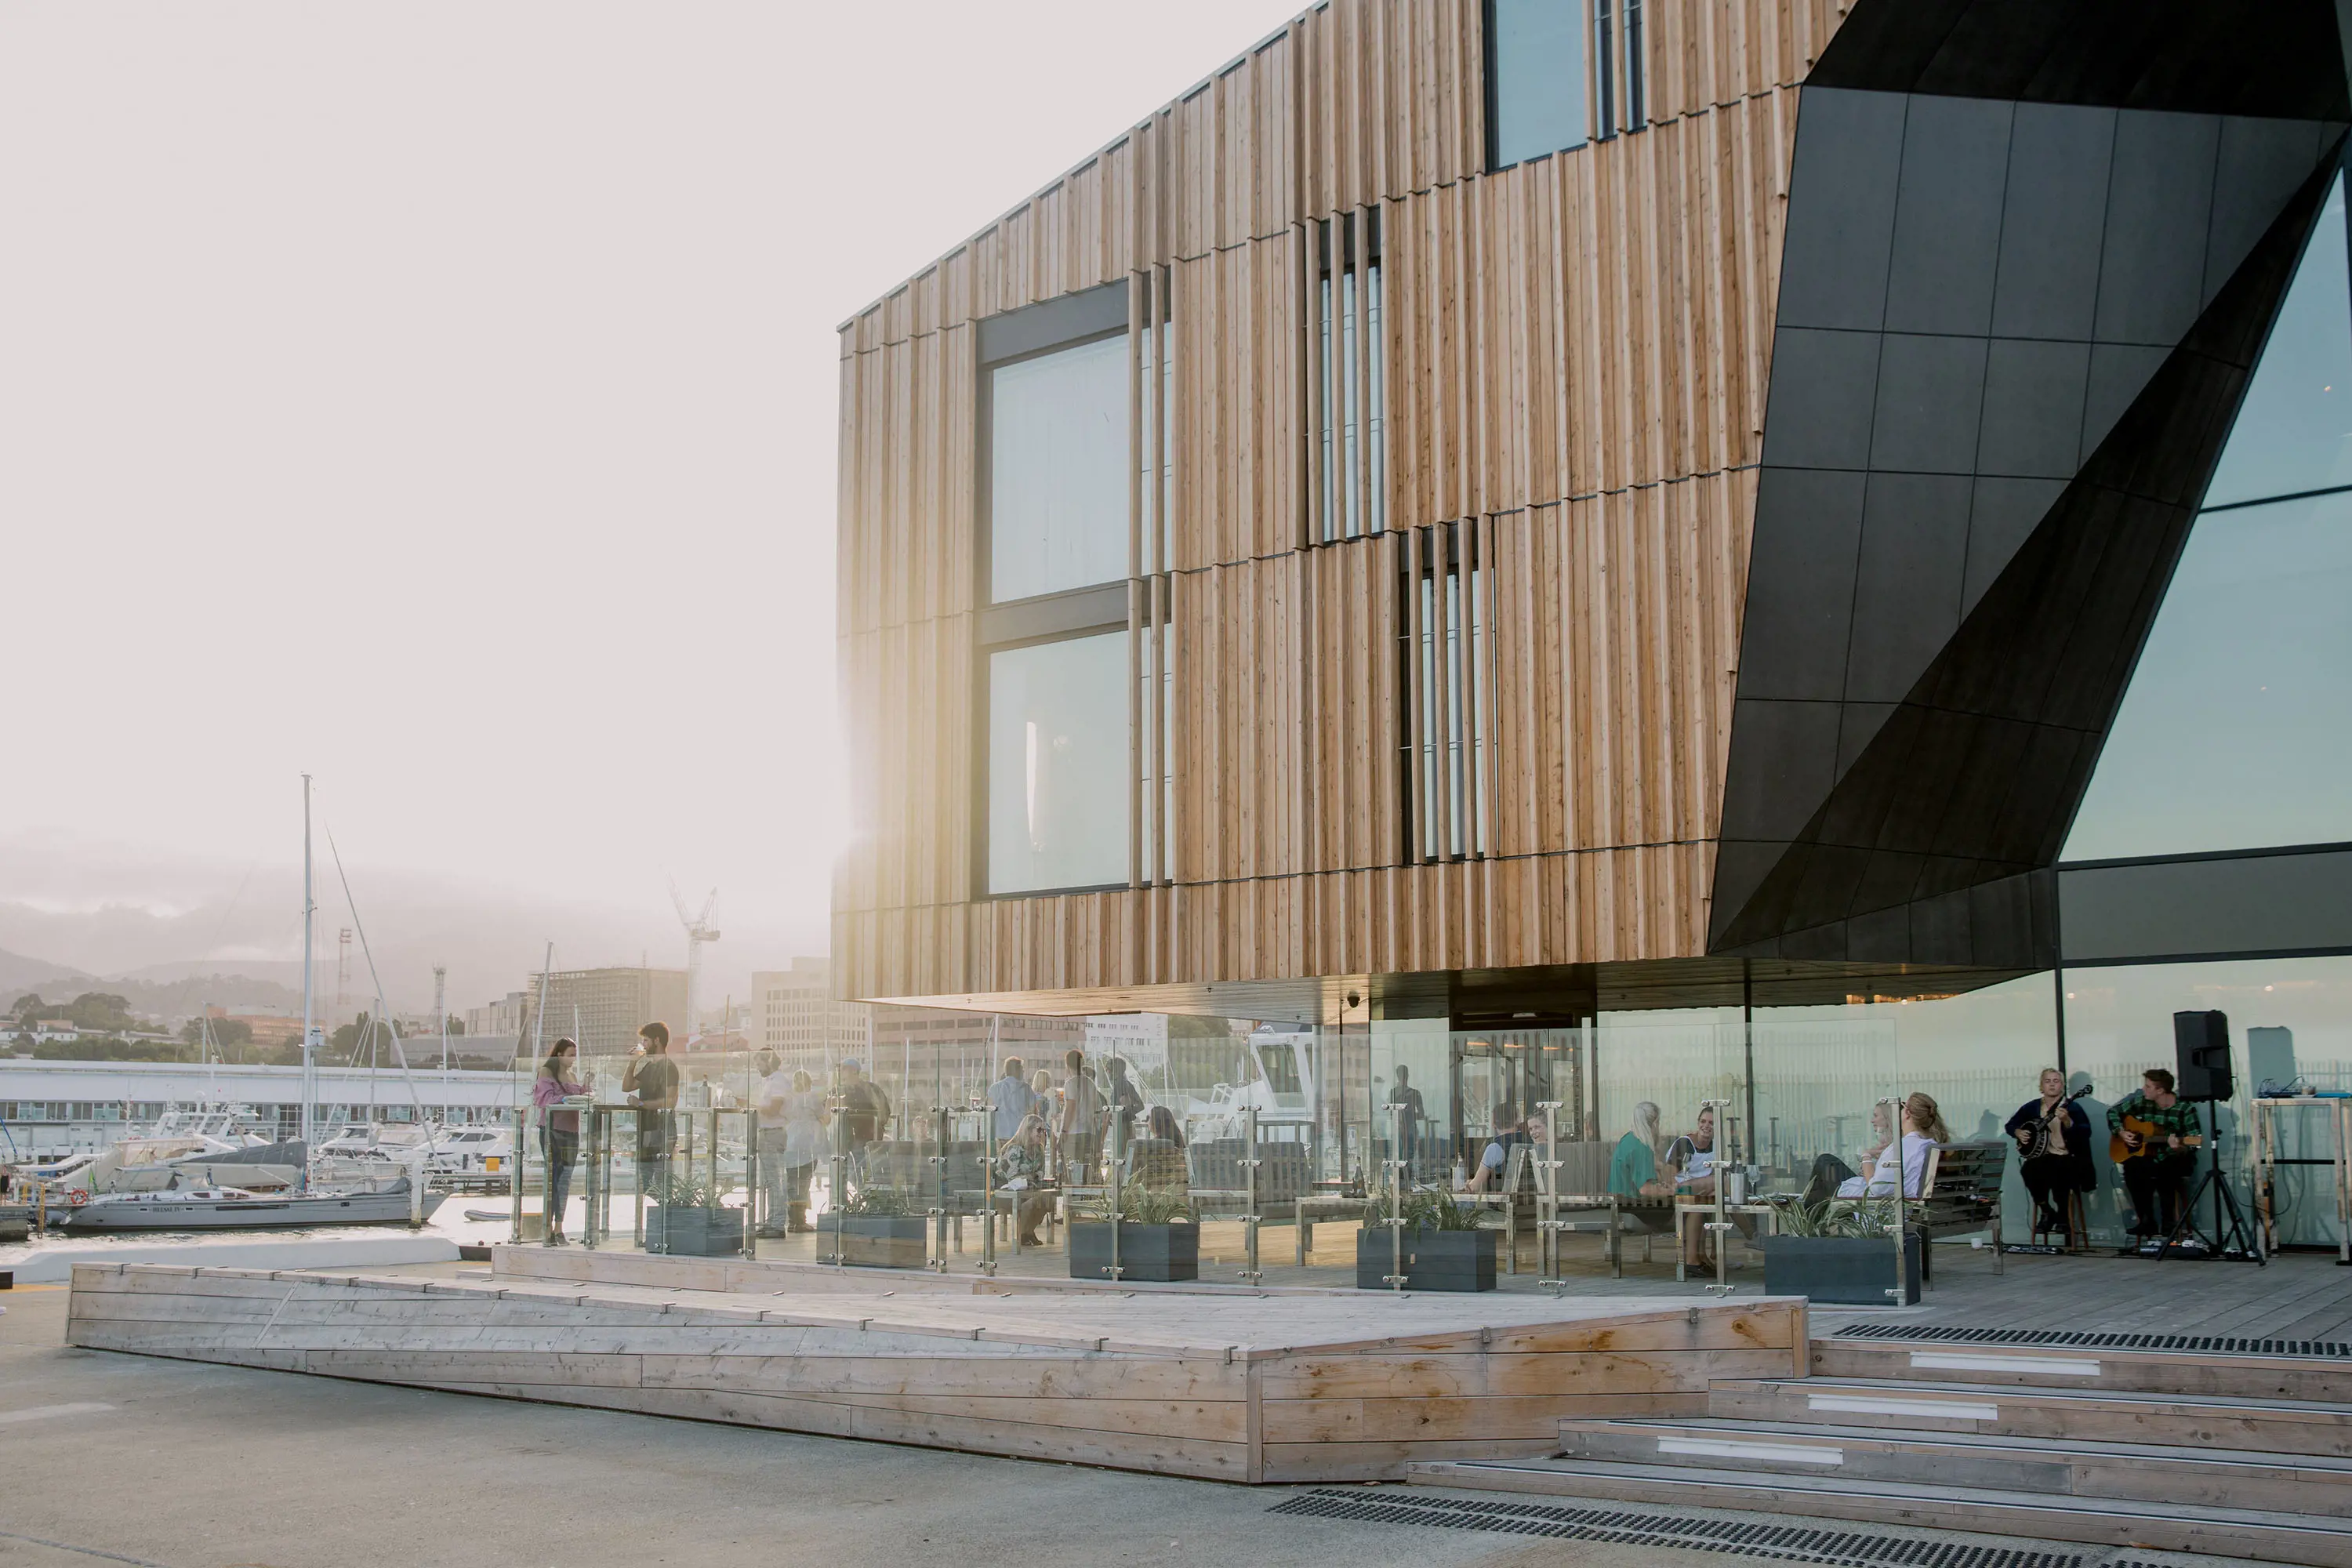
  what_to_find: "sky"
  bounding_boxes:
[0,0,1301,1011]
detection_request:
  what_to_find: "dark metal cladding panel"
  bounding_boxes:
[1715,48,2344,962]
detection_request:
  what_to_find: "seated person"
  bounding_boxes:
[1835,1093,1948,1199]
[1124,1105,1190,1192]
[1607,1102,1675,1198]
[994,1114,1055,1246]
[1463,1101,1529,1193]
[1664,1105,1720,1199]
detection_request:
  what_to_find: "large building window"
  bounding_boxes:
[2062,489,2352,861]
[987,630,1130,895]
[1487,0,1589,169]
[986,333,1129,604]
[2064,172,2352,862]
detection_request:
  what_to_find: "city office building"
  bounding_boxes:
[752,958,869,1074]
[463,990,530,1039]
[520,967,688,1062]
[837,0,2352,1236]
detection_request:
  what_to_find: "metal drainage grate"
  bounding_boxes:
[1831,1323,2352,1359]
[1269,1488,2083,1568]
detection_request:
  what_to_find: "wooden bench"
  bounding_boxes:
[1826,1139,2008,1279]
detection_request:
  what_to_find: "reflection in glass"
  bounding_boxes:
[989,334,1130,603]
[2205,173,2352,508]
[988,632,1130,895]
[2062,489,2352,861]
[1489,0,1589,169]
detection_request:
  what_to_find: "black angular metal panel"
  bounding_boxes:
[1809,0,2350,120]
[1715,143,2341,966]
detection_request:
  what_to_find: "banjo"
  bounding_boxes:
[2017,1082,2093,1160]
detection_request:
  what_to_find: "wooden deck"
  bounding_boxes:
[64,1258,1804,1483]
[1808,1243,2352,1344]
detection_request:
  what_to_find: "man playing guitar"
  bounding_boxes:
[2107,1068,2201,1243]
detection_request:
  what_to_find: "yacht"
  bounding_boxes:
[58,1175,443,1231]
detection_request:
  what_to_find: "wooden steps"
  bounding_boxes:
[1406,1456,2352,1565]
[1556,1416,2352,1514]
[1710,1374,2352,1454]
[1408,1336,2352,1566]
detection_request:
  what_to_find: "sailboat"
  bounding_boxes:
[59,777,445,1232]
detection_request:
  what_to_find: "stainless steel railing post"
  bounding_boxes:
[1238,1105,1262,1286]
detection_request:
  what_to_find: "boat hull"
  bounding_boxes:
[60,1191,446,1232]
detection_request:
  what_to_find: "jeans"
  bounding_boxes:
[757,1128,791,1226]
[540,1125,578,1236]
[2124,1156,2190,1237]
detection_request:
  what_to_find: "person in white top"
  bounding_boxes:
[753,1051,791,1237]
[1837,1092,1951,1199]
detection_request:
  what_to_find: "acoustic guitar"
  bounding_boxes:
[2108,1113,2205,1164]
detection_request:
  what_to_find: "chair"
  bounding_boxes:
[1125,1138,1189,1194]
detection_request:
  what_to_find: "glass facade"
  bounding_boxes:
[2063,489,2352,860]
[988,333,1130,603]
[2063,169,2352,862]
[987,631,1130,895]
[1487,0,1588,169]
[2063,956,2352,1248]
[2204,173,2352,508]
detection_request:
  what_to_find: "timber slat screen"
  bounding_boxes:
[837,0,1848,1004]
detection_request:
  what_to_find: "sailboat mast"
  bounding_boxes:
[300,774,317,1154]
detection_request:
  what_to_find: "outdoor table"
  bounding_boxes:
[2252,1096,2352,1261]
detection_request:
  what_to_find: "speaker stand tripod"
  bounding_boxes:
[2158,1124,2264,1264]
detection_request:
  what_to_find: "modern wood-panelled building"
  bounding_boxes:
[837,0,2352,1214]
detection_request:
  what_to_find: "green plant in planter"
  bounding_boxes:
[1076,1187,1195,1225]
[1362,1189,1483,1232]
[841,1185,916,1218]
[649,1171,720,1211]
[1773,1195,1913,1238]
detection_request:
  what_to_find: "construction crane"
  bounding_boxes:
[669,881,720,1045]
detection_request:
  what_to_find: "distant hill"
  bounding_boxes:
[4,970,304,1025]
[0,946,91,994]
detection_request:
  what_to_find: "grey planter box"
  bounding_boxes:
[815,1212,927,1269]
[1069,1221,1199,1282]
[644,1206,744,1258]
[1762,1233,1922,1305]
[1355,1228,1497,1291]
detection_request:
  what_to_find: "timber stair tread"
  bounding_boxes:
[1421,1457,2352,1531]
[1406,1457,2352,1563]
[1731,1373,2352,1418]
[1558,1414,2352,1473]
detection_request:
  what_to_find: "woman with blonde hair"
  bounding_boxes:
[1838,1092,1946,1199]
[1607,1101,1674,1198]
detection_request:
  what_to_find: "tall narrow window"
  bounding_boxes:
[1318,213,1387,543]
[1622,0,1645,132]
[1399,523,1491,862]
[1137,596,1175,883]
[1486,0,1589,169]
[1592,0,1616,141]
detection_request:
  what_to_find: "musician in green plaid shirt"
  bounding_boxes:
[2107,1068,2202,1240]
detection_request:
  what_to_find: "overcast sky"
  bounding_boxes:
[0,1,1299,1003]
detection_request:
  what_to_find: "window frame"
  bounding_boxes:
[973,622,1137,901]
[970,281,1156,902]
[977,324,1134,611]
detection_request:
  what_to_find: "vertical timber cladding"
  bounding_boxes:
[835,0,1846,1006]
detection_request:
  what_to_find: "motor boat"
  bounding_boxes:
[56,1174,444,1231]
[426,1124,514,1178]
